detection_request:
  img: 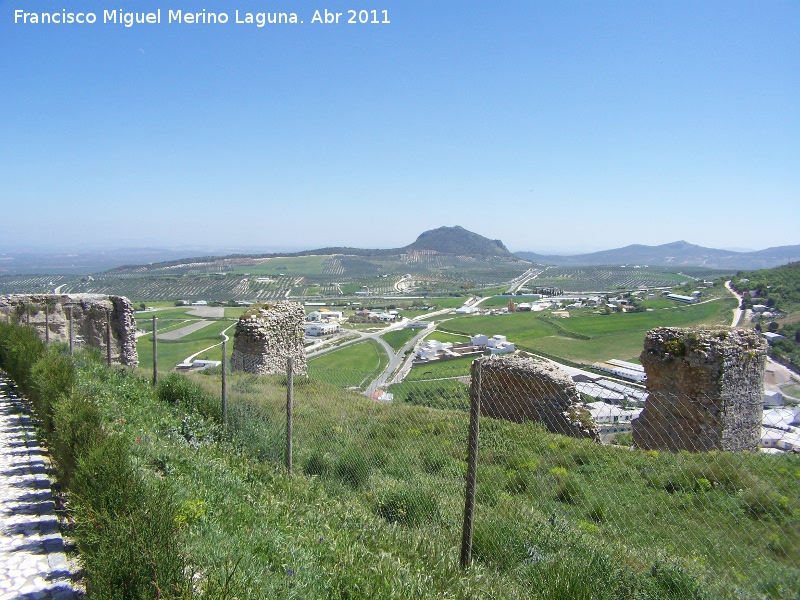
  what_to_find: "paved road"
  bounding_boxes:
[724,280,744,327]
[0,375,79,600]
[506,267,546,295]
[306,305,468,394]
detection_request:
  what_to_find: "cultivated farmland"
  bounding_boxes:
[439,298,737,364]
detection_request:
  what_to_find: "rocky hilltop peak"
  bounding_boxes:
[405,226,512,257]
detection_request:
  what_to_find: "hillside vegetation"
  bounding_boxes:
[1,323,798,599]
[733,261,800,371]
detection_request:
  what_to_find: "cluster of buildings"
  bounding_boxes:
[304,309,344,337]
[413,333,516,364]
[348,308,400,323]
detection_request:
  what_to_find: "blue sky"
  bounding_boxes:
[1,1,798,254]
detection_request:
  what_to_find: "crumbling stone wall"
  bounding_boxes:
[632,327,766,452]
[231,301,307,375]
[0,294,138,367]
[473,355,599,440]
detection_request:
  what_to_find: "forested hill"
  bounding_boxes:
[732,261,800,312]
[405,226,512,257]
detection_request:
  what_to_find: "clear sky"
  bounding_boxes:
[1,1,798,254]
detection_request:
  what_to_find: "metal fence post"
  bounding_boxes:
[44,302,49,344]
[221,339,228,427]
[106,309,112,366]
[68,305,74,356]
[286,356,293,476]
[152,315,158,387]
[461,359,482,569]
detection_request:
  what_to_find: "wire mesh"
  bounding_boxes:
[217,353,799,598]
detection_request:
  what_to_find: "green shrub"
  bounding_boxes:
[375,485,439,526]
[555,475,585,505]
[29,346,75,433]
[52,393,104,487]
[476,465,509,506]
[741,480,792,518]
[586,500,606,523]
[72,435,186,598]
[157,372,220,420]
[334,447,371,489]
[472,514,531,569]
[303,451,333,478]
[650,561,709,599]
[227,400,283,462]
[420,451,459,476]
[0,323,45,394]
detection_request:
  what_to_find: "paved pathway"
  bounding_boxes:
[0,375,79,600]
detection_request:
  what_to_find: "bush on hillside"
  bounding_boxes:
[52,393,105,486]
[30,346,75,433]
[375,485,440,526]
[72,435,185,598]
[0,323,44,395]
[157,372,220,420]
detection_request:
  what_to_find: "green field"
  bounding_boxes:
[308,339,389,388]
[404,355,475,381]
[441,298,737,364]
[380,328,419,352]
[136,320,236,372]
[480,295,524,308]
[424,330,472,344]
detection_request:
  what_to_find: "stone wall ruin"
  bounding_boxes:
[0,294,139,367]
[632,327,766,452]
[231,301,307,376]
[473,355,599,440]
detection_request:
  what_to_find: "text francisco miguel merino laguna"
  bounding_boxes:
[14,8,391,27]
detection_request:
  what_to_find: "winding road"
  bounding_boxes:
[307,298,489,395]
[724,280,751,327]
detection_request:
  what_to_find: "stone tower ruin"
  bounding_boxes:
[0,293,138,367]
[474,355,599,440]
[231,301,307,375]
[632,327,767,452]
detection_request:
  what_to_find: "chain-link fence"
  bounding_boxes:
[207,351,799,599]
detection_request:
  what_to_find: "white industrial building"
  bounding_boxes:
[304,322,340,337]
[761,407,800,453]
[666,293,699,304]
[593,361,647,383]
[586,402,643,435]
[416,339,453,361]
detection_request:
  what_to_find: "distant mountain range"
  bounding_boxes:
[515,241,800,271]
[1,228,798,275]
[0,248,203,276]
